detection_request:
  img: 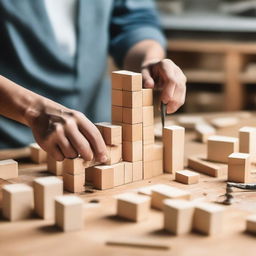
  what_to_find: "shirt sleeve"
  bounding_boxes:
[109,0,167,68]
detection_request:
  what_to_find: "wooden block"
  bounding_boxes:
[137,184,163,196]
[246,214,256,234]
[2,184,33,221]
[195,123,216,143]
[112,71,124,90]
[113,162,125,187]
[120,71,142,92]
[143,144,163,162]
[122,107,142,124]
[63,172,85,193]
[188,156,227,177]
[175,170,200,185]
[30,143,47,163]
[211,117,238,128]
[152,159,163,177]
[122,91,142,108]
[151,184,191,210]
[122,123,142,142]
[163,126,185,173]
[207,135,239,163]
[163,199,195,235]
[142,106,154,127]
[124,162,133,184]
[112,106,123,123]
[142,88,153,106]
[85,166,95,183]
[123,141,142,162]
[63,158,88,175]
[116,193,150,222]
[193,202,224,235]
[34,176,63,219]
[143,161,153,179]
[133,161,143,181]
[177,116,205,129]
[47,156,64,176]
[0,159,18,179]
[92,165,114,190]
[55,195,83,232]
[228,152,251,183]
[143,125,155,145]
[106,144,122,165]
[239,126,256,161]
[112,89,123,106]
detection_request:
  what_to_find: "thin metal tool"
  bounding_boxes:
[161,102,167,128]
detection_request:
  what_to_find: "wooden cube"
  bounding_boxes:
[106,144,122,165]
[120,71,142,92]
[211,117,238,128]
[116,193,150,222]
[124,161,133,184]
[133,161,143,181]
[112,89,123,106]
[163,199,195,235]
[2,184,33,221]
[34,176,63,219]
[122,107,142,124]
[228,153,251,183]
[195,123,216,143]
[177,116,205,129]
[193,202,224,235]
[143,161,153,179]
[246,214,256,234]
[122,91,142,108]
[122,123,142,142]
[122,141,142,162]
[96,123,122,146]
[175,170,200,185]
[239,127,256,161]
[163,126,185,173]
[112,106,123,123]
[151,184,191,210]
[92,165,114,190]
[142,106,154,127]
[207,136,239,163]
[47,156,64,176]
[143,125,155,145]
[63,158,87,175]
[113,162,125,187]
[63,172,85,193]
[142,88,153,106]
[55,195,84,232]
[30,143,47,163]
[143,144,163,162]
[188,156,227,177]
[0,159,18,179]
[85,166,94,183]
[112,71,124,90]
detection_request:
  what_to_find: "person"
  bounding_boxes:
[0,0,186,163]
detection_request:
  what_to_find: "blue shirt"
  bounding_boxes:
[0,0,166,148]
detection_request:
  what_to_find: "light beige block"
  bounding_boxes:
[143,125,155,145]
[106,144,122,165]
[63,158,88,175]
[246,214,256,234]
[207,136,239,163]
[92,165,114,190]
[124,161,133,184]
[2,184,33,221]
[112,89,123,106]
[137,184,163,196]
[116,193,150,222]
[122,123,142,142]
[211,117,238,128]
[163,126,185,173]
[152,159,163,176]
[55,195,83,232]
[63,172,85,193]
[47,156,64,176]
[34,176,63,219]
[177,116,205,129]
[122,91,142,108]
[112,106,123,123]
[113,162,125,187]
[30,143,47,163]
[123,141,142,162]
[239,126,256,161]
[118,71,142,91]
[195,123,216,143]
[122,107,142,124]
[143,161,153,179]
[142,106,154,127]
[142,88,153,106]
[175,170,200,185]
[133,161,143,181]
[0,159,18,179]
[96,123,122,146]
[143,143,163,162]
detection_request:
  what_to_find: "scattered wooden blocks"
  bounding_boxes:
[228,153,251,183]
[0,159,18,179]
[47,156,63,176]
[112,106,123,123]
[163,126,185,173]
[122,123,142,142]
[177,116,205,129]
[122,141,142,162]
[132,161,143,181]
[210,117,238,128]
[112,89,123,106]
[63,172,85,193]
[30,143,47,163]
[55,195,84,232]
[193,202,224,236]
[195,123,216,143]
[124,161,133,184]
[246,214,256,234]
[142,88,153,106]
[239,126,256,161]
[33,176,63,219]
[207,135,239,163]
[106,144,122,165]
[142,106,154,127]
[143,125,155,145]
[122,91,142,108]
[175,170,200,185]
[2,184,33,221]
[116,193,150,222]
[151,184,191,210]
[163,199,195,235]
[122,107,142,124]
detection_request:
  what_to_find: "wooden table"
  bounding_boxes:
[0,112,256,256]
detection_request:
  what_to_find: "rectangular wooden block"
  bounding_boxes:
[55,195,83,232]
[34,176,63,219]
[124,161,133,184]
[177,116,205,129]
[211,117,238,128]
[122,107,142,124]
[92,165,114,190]
[163,126,185,173]
[144,159,162,179]
[151,184,191,210]
[112,89,123,106]
[112,106,123,123]
[163,199,195,235]
[106,144,122,165]
[188,156,227,177]
[122,91,142,108]
[246,214,256,234]
[0,159,18,179]
[228,152,251,183]
[143,125,155,145]
[120,71,142,92]
[47,156,64,176]
[63,172,85,193]
[113,162,125,187]
[142,106,154,127]
[207,135,239,163]
[112,71,124,90]
[133,161,143,181]
[122,123,142,142]
[142,88,153,106]
[195,123,216,143]
[152,159,163,177]
[122,141,142,162]
[239,126,256,161]
[175,170,200,185]
[193,202,224,235]
[143,143,163,162]
[116,193,150,222]
[30,143,47,163]
[2,184,33,221]
[63,158,88,175]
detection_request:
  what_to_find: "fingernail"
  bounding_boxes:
[100,155,108,163]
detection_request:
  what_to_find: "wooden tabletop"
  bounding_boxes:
[0,111,256,256]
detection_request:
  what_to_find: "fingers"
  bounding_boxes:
[142,68,154,88]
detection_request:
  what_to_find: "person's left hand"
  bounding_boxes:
[141,59,187,114]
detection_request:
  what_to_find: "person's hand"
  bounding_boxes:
[141,58,187,114]
[25,101,108,162]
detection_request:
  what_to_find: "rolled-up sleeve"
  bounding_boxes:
[109,0,166,67]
